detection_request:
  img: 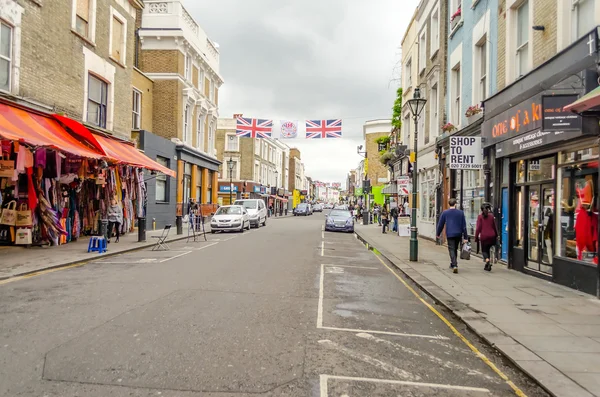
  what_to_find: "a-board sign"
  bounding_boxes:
[449,136,483,170]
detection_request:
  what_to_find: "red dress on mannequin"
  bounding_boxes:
[575,180,598,263]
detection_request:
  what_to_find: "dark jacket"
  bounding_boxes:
[436,208,468,239]
[475,214,498,243]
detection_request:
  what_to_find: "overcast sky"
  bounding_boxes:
[185,0,419,185]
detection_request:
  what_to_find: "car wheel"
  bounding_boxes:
[239,224,245,233]
[245,221,250,230]
[262,217,267,226]
[211,230,216,234]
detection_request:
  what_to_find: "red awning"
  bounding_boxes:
[0,103,104,158]
[93,134,176,177]
[270,195,288,202]
[52,114,106,156]
[563,86,600,113]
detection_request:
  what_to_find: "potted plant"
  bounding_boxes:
[465,105,483,123]
[441,123,456,133]
[376,136,391,152]
[379,150,395,165]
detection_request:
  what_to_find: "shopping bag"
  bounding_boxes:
[460,242,471,260]
[15,228,32,245]
[0,159,14,178]
[0,200,17,226]
[16,203,32,227]
[0,225,14,244]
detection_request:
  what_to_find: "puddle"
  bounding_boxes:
[333,309,357,318]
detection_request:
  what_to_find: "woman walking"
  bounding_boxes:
[475,203,498,271]
[107,197,123,243]
[381,205,389,234]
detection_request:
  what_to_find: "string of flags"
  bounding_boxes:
[235,118,343,139]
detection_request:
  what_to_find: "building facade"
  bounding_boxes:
[363,119,393,206]
[138,0,222,214]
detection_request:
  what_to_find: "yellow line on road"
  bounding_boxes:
[372,252,527,397]
[0,262,86,286]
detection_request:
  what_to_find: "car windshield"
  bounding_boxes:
[216,206,242,215]
[235,200,257,210]
[297,204,308,209]
[329,210,351,218]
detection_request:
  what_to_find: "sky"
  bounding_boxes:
[184,0,419,185]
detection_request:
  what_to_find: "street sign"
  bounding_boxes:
[397,176,410,187]
[449,136,483,170]
[399,187,410,196]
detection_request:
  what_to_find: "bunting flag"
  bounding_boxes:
[279,120,299,139]
[236,117,273,138]
[305,119,343,139]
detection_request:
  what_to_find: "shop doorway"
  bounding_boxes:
[527,183,555,273]
[501,188,509,261]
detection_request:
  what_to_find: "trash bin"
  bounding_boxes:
[138,217,146,242]
[100,219,109,239]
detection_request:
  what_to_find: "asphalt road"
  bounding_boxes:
[0,212,550,397]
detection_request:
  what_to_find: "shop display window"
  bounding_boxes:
[453,169,485,236]
[516,160,526,183]
[515,187,524,248]
[556,148,598,266]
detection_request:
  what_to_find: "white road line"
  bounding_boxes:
[317,263,325,328]
[222,236,238,241]
[318,339,419,381]
[322,230,325,239]
[319,374,491,394]
[321,241,324,256]
[159,250,192,263]
[323,264,378,270]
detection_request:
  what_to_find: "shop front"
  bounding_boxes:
[217,182,267,205]
[481,30,600,294]
[176,144,220,214]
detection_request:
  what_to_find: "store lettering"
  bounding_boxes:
[491,101,542,138]
[510,130,551,150]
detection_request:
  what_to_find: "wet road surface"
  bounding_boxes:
[0,213,549,396]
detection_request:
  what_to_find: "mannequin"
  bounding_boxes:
[574,176,598,263]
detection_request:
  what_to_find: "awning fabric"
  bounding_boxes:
[270,195,288,202]
[382,184,397,195]
[563,86,600,113]
[0,103,104,158]
[52,114,106,156]
[93,134,176,177]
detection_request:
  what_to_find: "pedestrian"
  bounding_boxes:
[391,205,399,232]
[475,203,498,271]
[436,198,468,273]
[381,205,389,234]
[374,205,380,225]
[107,197,123,243]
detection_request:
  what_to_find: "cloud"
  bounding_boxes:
[184,0,418,183]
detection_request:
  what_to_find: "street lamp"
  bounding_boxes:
[406,87,427,262]
[357,145,370,225]
[275,170,279,216]
[227,157,234,204]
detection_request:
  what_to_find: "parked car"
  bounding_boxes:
[325,209,354,233]
[294,203,311,216]
[313,204,323,212]
[234,199,267,228]
[334,204,348,211]
[210,205,250,233]
[324,203,334,209]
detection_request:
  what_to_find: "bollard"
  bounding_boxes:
[176,215,183,235]
[138,217,146,242]
[152,217,156,231]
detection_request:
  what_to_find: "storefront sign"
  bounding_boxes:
[219,185,238,192]
[495,128,584,158]
[300,190,308,196]
[542,95,581,131]
[397,176,410,187]
[253,186,261,193]
[449,137,484,169]
[482,95,542,148]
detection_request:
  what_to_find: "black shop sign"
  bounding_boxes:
[542,95,582,131]
[495,129,584,158]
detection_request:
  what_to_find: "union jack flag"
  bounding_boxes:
[305,119,342,139]
[236,117,273,138]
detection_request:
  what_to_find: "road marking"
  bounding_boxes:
[317,264,449,340]
[159,250,193,263]
[322,230,324,239]
[323,264,378,270]
[319,374,491,395]
[222,236,238,241]
[0,262,86,286]
[318,339,419,381]
[320,241,324,256]
[371,252,528,397]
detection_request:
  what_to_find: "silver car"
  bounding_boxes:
[210,205,251,233]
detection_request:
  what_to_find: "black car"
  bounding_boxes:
[325,209,354,233]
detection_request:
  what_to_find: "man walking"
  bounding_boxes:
[436,198,468,273]
[391,205,399,232]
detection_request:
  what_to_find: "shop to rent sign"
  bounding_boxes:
[449,137,483,169]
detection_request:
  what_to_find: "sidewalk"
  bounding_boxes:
[355,223,600,397]
[0,223,210,280]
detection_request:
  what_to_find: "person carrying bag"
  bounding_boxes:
[475,202,499,271]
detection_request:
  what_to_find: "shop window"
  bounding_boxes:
[132,89,141,129]
[516,160,526,183]
[515,186,524,247]
[420,170,435,222]
[155,156,169,202]
[453,169,484,236]
[0,21,12,92]
[87,74,108,128]
[556,149,598,265]
[527,157,555,182]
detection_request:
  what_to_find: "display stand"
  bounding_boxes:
[187,212,207,242]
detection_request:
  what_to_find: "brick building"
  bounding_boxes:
[137,0,223,213]
[362,120,392,206]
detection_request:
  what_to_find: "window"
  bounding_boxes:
[185,55,192,81]
[226,134,239,151]
[516,1,530,77]
[430,9,439,56]
[132,89,141,129]
[453,170,485,236]
[75,0,91,38]
[428,84,438,143]
[87,74,108,128]
[420,170,436,222]
[196,169,202,203]
[183,105,191,145]
[109,9,126,64]
[198,68,204,91]
[572,0,595,41]
[255,140,261,155]
[197,114,205,152]
[228,160,238,180]
[254,163,259,180]
[208,121,215,155]
[452,64,461,125]
[404,113,411,150]
[210,79,215,102]
[476,39,487,103]
[419,31,427,73]
[0,22,12,92]
[155,156,169,202]
[405,59,412,88]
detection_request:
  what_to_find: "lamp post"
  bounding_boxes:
[406,87,427,262]
[275,170,279,216]
[227,157,234,204]
[357,145,369,225]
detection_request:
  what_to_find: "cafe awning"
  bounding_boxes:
[563,86,600,113]
[382,183,397,195]
[0,102,104,159]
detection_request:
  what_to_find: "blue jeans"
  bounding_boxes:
[392,217,398,232]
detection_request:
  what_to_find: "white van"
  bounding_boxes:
[233,199,268,228]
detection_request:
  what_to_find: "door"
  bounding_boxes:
[501,188,509,261]
[526,184,554,272]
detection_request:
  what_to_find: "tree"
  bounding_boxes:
[391,87,403,131]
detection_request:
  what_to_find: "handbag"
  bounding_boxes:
[15,227,32,245]
[0,200,17,226]
[16,203,32,227]
[460,242,472,260]
[0,159,14,178]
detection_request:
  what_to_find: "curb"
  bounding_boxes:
[1,233,199,281]
[354,229,593,397]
